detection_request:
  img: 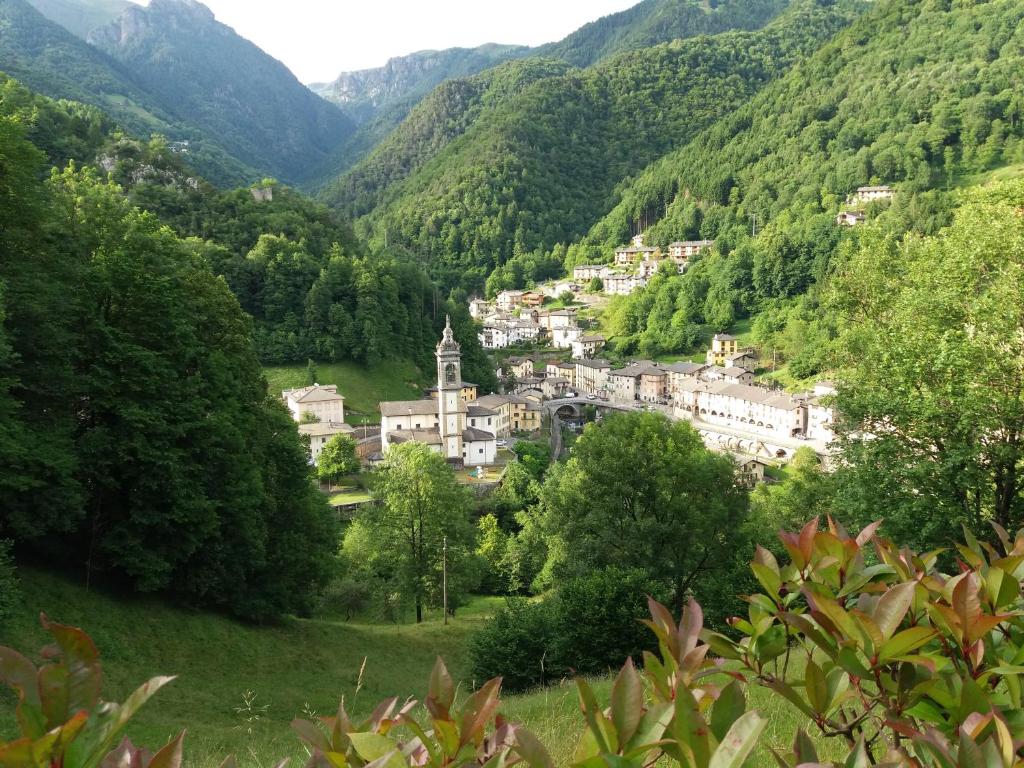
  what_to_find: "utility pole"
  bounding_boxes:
[750,213,758,237]
[442,536,448,626]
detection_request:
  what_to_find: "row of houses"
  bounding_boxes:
[573,237,715,296]
[472,300,607,356]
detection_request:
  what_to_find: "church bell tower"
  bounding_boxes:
[436,316,463,460]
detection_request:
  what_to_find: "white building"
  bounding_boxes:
[573,265,611,282]
[379,318,497,465]
[571,334,606,359]
[836,211,865,226]
[495,290,526,312]
[573,358,612,395]
[282,384,345,424]
[675,380,806,439]
[469,298,492,319]
[604,273,648,296]
[855,185,894,203]
[299,421,355,464]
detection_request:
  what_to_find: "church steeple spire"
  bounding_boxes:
[437,315,460,353]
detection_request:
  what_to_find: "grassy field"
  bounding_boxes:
[1,569,828,767]
[0,569,500,767]
[263,360,427,424]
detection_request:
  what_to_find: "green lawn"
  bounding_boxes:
[1,568,830,768]
[0,568,502,768]
[327,487,372,505]
[263,360,427,424]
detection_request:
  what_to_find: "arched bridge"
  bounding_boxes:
[544,397,643,420]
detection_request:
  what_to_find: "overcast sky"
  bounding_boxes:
[136,0,640,83]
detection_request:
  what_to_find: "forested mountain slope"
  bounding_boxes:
[25,0,129,39]
[319,58,573,219]
[581,0,1024,250]
[88,0,355,184]
[314,0,798,197]
[534,0,791,66]
[560,0,1024,370]
[333,0,863,291]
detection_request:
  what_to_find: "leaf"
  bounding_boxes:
[513,726,554,768]
[347,733,398,763]
[804,659,828,715]
[844,738,869,768]
[41,615,103,718]
[147,731,185,768]
[708,710,767,768]
[292,719,331,753]
[610,659,643,746]
[710,681,746,742]
[872,581,916,640]
[679,598,704,658]
[762,679,816,720]
[952,574,981,631]
[878,627,936,663]
[855,520,884,548]
[428,657,454,712]
[458,677,502,747]
[0,648,45,738]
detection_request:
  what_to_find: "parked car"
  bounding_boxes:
[587,394,596,401]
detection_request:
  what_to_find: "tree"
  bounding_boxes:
[539,412,748,625]
[588,277,603,293]
[748,447,834,547]
[317,434,360,485]
[830,180,1024,548]
[344,443,477,622]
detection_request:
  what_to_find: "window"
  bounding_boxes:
[478,448,484,455]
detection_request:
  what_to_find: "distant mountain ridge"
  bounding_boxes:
[87,0,355,183]
[25,0,129,39]
[310,44,531,125]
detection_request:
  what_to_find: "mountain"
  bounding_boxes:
[576,0,1024,251]
[25,0,129,39]
[311,44,531,125]
[535,0,793,66]
[321,0,861,290]
[87,0,354,183]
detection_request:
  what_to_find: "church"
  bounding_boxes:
[379,318,498,466]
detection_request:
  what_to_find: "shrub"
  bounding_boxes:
[552,566,665,677]
[468,598,558,691]
[317,576,371,620]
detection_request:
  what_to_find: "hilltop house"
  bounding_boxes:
[379,318,497,465]
[836,211,865,227]
[573,264,611,282]
[706,333,743,366]
[469,298,491,319]
[282,384,345,424]
[854,185,894,203]
[495,290,525,312]
[669,240,714,261]
[571,334,606,359]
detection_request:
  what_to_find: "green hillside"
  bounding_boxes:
[0,0,258,184]
[87,0,355,184]
[25,0,130,39]
[330,0,862,291]
[0,569,502,767]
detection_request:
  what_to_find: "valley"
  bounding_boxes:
[2,0,1024,766]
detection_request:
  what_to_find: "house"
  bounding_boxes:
[604,273,648,296]
[706,333,741,366]
[675,381,807,440]
[614,246,657,266]
[495,290,525,312]
[807,381,837,443]
[543,281,580,297]
[854,185,894,203]
[468,298,491,319]
[427,381,478,402]
[608,362,668,403]
[573,265,611,282]
[571,334,606,359]
[665,362,708,401]
[720,366,754,385]
[282,384,345,424]
[467,403,499,435]
[668,240,714,261]
[537,308,578,331]
[475,393,542,435]
[632,233,645,247]
[299,421,355,464]
[542,376,570,398]
[511,377,543,394]
[836,211,865,227]
[574,358,612,395]
[636,258,663,279]
[520,291,545,308]
[550,325,582,349]
[501,357,536,381]
[544,360,577,385]
[732,454,769,487]
[379,318,497,465]
[479,323,510,350]
[725,350,759,372]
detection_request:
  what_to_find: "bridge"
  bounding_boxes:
[543,397,644,420]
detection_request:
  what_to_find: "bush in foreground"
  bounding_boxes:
[2,518,1022,768]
